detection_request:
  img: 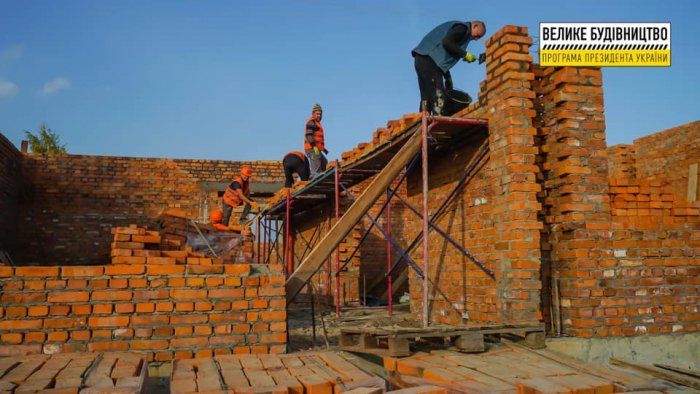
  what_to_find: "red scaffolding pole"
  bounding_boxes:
[386,187,393,316]
[421,105,429,328]
[334,159,341,317]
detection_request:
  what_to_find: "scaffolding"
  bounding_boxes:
[258,110,490,327]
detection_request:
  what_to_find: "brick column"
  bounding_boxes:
[484,26,543,325]
[537,66,611,337]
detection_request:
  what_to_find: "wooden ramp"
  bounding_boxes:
[285,126,423,303]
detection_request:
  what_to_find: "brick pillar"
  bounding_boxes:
[484,26,543,325]
[537,66,611,337]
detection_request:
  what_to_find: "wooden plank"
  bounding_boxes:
[286,127,423,303]
[688,163,698,201]
[654,364,700,379]
[610,358,700,390]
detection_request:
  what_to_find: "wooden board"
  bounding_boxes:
[286,127,424,303]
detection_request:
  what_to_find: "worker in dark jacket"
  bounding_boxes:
[283,151,311,188]
[222,166,258,226]
[304,103,328,177]
[412,20,486,116]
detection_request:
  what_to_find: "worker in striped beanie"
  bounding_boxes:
[304,103,329,177]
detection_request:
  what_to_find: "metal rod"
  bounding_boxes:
[421,104,429,328]
[334,159,341,317]
[310,285,316,346]
[388,144,490,276]
[554,270,561,337]
[190,220,218,258]
[427,116,488,126]
[363,275,366,306]
[285,192,292,276]
[386,187,393,316]
[257,216,261,264]
[327,200,332,306]
[338,183,423,278]
[338,152,421,272]
[393,193,495,279]
[343,169,382,174]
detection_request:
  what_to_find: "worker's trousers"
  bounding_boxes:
[305,149,328,178]
[283,154,310,187]
[414,54,452,116]
[222,200,251,226]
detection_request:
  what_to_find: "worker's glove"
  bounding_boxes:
[250,201,259,211]
[313,146,320,155]
[323,148,329,155]
[464,52,477,63]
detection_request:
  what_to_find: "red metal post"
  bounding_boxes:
[386,187,393,316]
[263,218,268,264]
[421,105,429,328]
[257,217,261,264]
[327,200,332,306]
[285,192,292,275]
[334,161,341,317]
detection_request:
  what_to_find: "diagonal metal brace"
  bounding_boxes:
[339,183,424,279]
[394,193,494,279]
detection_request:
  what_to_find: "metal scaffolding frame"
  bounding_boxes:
[258,112,489,326]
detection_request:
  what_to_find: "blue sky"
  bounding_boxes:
[0,0,698,161]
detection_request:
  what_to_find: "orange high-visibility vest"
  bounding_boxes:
[223,177,249,207]
[304,117,325,151]
[213,223,229,230]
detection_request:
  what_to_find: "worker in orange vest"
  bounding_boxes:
[222,167,259,226]
[283,151,310,188]
[304,103,328,177]
[209,210,229,230]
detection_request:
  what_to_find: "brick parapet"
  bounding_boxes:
[0,264,286,361]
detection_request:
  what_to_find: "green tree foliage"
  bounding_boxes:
[24,123,67,154]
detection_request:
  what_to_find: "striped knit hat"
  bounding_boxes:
[312,103,323,113]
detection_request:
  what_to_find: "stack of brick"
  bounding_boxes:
[0,352,146,393]
[383,349,615,394]
[267,181,309,207]
[340,113,420,165]
[170,352,385,394]
[110,209,255,265]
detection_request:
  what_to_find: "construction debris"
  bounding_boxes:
[110,208,254,265]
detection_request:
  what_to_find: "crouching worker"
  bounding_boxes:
[222,166,259,226]
[209,210,229,230]
[283,151,311,188]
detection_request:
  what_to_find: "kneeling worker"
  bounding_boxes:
[222,166,259,226]
[209,210,229,230]
[283,151,311,188]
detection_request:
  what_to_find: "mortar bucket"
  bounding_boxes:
[447,88,472,113]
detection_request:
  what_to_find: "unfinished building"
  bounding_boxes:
[0,25,698,393]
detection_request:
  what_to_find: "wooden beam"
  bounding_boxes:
[688,163,698,202]
[610,358,700,390]
[381,267,409,301]
[286,127,423,303]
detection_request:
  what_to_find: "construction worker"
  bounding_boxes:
[412,20,486,116]
[209,210,229,230]
[222,166,259,226]
[304,103,328,177]
[283,151,310,188]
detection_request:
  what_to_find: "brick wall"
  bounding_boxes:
[0,134,21,251]
[0,264,286,361]
[607,144,636,179]
[17,154,284,264]
[568,178,699,337]
[611,120,700,199]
